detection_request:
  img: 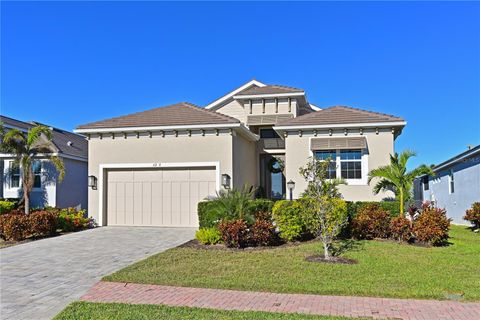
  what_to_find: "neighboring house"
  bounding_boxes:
[75,79,406,227]
[414,145,480,225]
[0,116,88,210]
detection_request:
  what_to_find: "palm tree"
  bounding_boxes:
[368,150,434,216]
[2,125,65,214]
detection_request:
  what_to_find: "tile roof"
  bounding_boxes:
[277,106,404,126]
[235,84,304,96]
[0,115,88,159]
[76,102,239,130]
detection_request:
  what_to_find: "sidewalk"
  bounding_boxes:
[80,281,480,320]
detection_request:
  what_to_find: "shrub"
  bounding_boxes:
[198,198,274,228]
[29,210,58,237]
[0,200,17,214]
[0,214,29,241]
[346,201,400,219]
[56,208,95,232]
[195,227,222,245]
[249,199,274,221]
[390,216,413,242]
[218,219,249,248]
[464,202,480,229]
[272,200,312,242]
[351,203,391,239]
[414,203,451,246]
[250,219,277,246]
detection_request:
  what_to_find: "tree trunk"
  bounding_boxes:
[323,241,330,260]
[399,189,404,218]
[23,180,30,215]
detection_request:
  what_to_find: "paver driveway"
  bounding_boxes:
[0,226,195,320]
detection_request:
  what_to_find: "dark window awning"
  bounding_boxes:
[310,137,367,151]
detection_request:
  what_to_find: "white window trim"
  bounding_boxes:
[97,161,221,226]
[310,137,369,186]
[32,160,43,191]
[448,170,455,194]
[5,160,21,190]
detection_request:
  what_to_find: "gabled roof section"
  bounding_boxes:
[76,102,240,130]
[235,84,304,96]
[205,79,266,110]
[0,115,88,159]
[276,106,405,127]
[432,145,480,172]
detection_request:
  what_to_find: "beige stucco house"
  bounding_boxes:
[76,80,406,227]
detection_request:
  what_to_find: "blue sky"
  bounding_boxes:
[1,1,479,169]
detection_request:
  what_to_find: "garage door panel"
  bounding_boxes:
[107,167,216,227]
[142,182,152,225]
[152,182,163,225]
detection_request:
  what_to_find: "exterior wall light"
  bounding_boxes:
[221,174,231,189]
[287,180,295,200]
[88,175,97,190]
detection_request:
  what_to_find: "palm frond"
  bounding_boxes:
[399,150,417,169]
[27,125,52,148]
[372,178,396,195]
[49,156,65,182]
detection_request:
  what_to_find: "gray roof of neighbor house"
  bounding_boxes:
[0,115,88,159]
[76,102,240,130]
[432,145,480,172]
[235,84,304,96]
[277,106,404,126]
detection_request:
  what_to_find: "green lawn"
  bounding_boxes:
[54,302,359,320]
[104,225,480,301]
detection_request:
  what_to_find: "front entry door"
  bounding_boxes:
[260,154,286,200]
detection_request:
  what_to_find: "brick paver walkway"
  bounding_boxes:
[81,281,480,320]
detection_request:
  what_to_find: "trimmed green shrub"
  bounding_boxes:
[414,203,451,246]
[351,203,391,239]
[198,200,224,228]
[464,202,480,229]
[347,201,400,219]
[0,200,17,214]
[272,200,313,242]
[198,198,275,228]
[195,227,222,245]
[218,219,249,248]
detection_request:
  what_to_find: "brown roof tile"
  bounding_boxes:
[235,84,304,96]
[277,106,404,126]
[76,102,239,130]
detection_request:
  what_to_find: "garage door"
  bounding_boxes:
[106,167,216,227]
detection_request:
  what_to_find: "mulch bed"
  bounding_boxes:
[178,238,319,251]
[305,255,358,264]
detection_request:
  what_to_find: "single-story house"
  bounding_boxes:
[1,115,88,210]
[414,145,480,224]
[75,79,406,227]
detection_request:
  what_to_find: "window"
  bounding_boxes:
[10,162,20,188]
[340,149,362,179]
[32,161,42,188]
[449,170,454,194]
[260,128,280,139]
[314,150,337,179]
[422,176,429,191]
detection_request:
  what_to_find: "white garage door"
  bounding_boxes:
[106,167,217,227]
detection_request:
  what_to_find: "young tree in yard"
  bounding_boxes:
[2,125,65,214]
[299,157,348,260]
[368,150,434,217]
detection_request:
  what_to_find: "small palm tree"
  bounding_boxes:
[2,125,65,214]
[368,150,434,216]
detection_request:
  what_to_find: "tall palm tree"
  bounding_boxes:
[368,150,434,216]
[2,125,65,214]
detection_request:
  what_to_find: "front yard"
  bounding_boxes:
[54,302,363,320]
[104,225,480,301]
